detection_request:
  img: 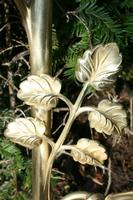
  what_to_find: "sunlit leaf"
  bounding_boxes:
[62,191,104,200]
[4,118,46,149]
[88,99,127,135]
[75,43,122,90]
[71,138,107,166]
[105,191,133,200]
[62,191,133,200]
[17,74,61,111]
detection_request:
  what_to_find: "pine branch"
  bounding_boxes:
[76,2,122,43]
[121,0,133,8]
[123,15,133,39]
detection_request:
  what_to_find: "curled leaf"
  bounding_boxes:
[105,191,133,200]
[62,192,104,200]
[71,138,107,166]
[75,43,122,90]
[17,74,61,110]
[4,118,46,149]
[88,99,127,135]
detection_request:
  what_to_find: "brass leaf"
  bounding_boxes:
[75,43,122,90]
[17,74,61,110]
[4,118,46,149]
[88,99,127,135]
[71,138,107,166]
[61,192,104,200]
[105,191,133,200]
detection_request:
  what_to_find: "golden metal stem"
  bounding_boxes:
[13,0,52,199]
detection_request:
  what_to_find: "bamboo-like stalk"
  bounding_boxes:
[13,0,52,199]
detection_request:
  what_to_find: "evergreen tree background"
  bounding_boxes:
[0,0,133,199]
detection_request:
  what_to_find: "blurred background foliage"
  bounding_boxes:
[0,0,133,199]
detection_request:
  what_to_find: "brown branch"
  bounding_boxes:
[0,160,11,164]
[104,157,112,196]
[0,75,18,92]
[130,97,133,131]
[52,112,69,135]
[0,44,27,55]
[8,71,16,109]
[0,23,9,32]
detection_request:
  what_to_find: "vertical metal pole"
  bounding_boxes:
[13,0,52,199]
[30,0,52,75]
[30,1,52,199]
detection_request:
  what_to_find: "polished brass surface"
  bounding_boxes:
[30,1,52,199]
[30,0,52,75]
[13,0,52,199]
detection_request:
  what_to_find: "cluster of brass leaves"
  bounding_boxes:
[88,99,127,135]
[71,138,107,166]
[4,74,61,149]
[75,43,122,90]
[4,43,127,168]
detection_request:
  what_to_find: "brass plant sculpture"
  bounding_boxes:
[5,43,128,200]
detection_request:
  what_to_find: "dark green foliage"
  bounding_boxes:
[121,0,133,8]
[123,15,133,40]
[53,0,133,83]
[76,1,122,42]
[0,138,32,200]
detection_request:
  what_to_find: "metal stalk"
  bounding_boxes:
[13,0,52,199]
